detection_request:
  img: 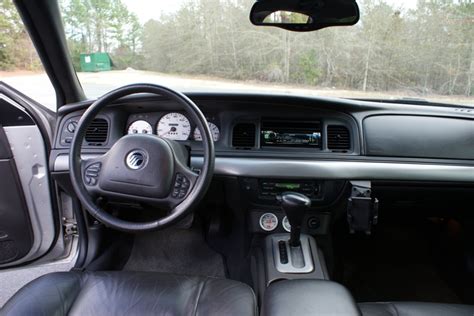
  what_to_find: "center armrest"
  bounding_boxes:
[262,279,360,316]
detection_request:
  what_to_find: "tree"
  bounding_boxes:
[4,0,473,99]
[61,0,142,69]
[0,0,42,70]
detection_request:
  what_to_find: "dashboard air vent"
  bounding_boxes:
[327,125,350,151]
[232,123,256,148]
[85,118,108,144]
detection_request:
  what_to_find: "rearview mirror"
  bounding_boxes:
[250,0,360,32]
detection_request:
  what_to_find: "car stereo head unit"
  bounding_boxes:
[260,119,322,148]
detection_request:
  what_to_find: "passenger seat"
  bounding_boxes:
[359,302,474,316]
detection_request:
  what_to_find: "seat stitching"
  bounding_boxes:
[192,278,208,316]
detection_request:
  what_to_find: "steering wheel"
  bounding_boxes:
[69,84,215,233]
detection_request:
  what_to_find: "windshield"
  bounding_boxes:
[19,0,474,106]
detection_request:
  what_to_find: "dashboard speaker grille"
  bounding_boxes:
[232,123,256,148]
[85,118,109,144]
[327,125,350,150]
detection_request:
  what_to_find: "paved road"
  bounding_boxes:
[2,69,472,111]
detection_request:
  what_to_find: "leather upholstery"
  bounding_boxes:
[261,279,474,316]
[261,279,361,316]
[1,271,257,316]
[359,302,474,316]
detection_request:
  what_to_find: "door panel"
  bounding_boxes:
[0,91,56,267]
[0,127,33,264]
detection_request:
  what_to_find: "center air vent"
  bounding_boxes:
[85,118,109,144]
[232,123,256,149]
[327,125,350,151]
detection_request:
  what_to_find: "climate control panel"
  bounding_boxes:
[259,179,320,199]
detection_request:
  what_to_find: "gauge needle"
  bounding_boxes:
[159,130,171,137]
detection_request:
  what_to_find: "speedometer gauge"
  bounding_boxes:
[128,120,153,135]
[193,122,220,142]
[157,112,191,140]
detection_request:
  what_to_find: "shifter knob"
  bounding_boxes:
[278,192,311,247]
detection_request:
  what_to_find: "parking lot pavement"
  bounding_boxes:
[2,70,472,112]
[3,69,344,112]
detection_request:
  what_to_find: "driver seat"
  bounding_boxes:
[1,271,257,316]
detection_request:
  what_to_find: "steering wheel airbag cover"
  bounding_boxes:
[98,134,174,198]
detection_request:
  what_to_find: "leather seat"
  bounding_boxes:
[261,279,474,316]
[1,271,257,316]
[359,302,474,316]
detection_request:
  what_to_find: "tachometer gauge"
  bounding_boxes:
[259,213,278,232]
[128,120,153,135]
[193,122,220,142]
[157,112,191,140]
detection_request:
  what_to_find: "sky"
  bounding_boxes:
[123,0,418,24]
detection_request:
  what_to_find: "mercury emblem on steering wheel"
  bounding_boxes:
[126,150,147,170]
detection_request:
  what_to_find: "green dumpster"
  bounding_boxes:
[80,53,112,72]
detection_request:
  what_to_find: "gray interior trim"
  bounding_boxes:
[265,234,327,286]
[53,154,100,171]
[2,126,55,267]
[270,234,315,274]
[192,157,474,182]
[54,154,474,182]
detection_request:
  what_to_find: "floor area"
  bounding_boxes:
[336,217,470,304]
[123,226,226,278]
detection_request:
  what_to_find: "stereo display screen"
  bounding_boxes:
[261,120,322,148]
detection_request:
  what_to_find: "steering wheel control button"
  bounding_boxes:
[125,150,147,170]
[85,163,101,186]
[172,173,190,198]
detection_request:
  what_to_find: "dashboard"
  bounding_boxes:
[51,92,474,183]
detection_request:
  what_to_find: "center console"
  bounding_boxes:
[265,233,328,285]
[242,178,346,236]
[243,178,349,305]
[258,192,358,315]
[261,279,360,316]
[263,192,329,286]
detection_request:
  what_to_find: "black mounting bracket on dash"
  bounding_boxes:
[347,181,379,235]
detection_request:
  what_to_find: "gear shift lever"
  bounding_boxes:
[278,192,311,247]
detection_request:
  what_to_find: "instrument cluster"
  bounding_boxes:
[127,112,220,142]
